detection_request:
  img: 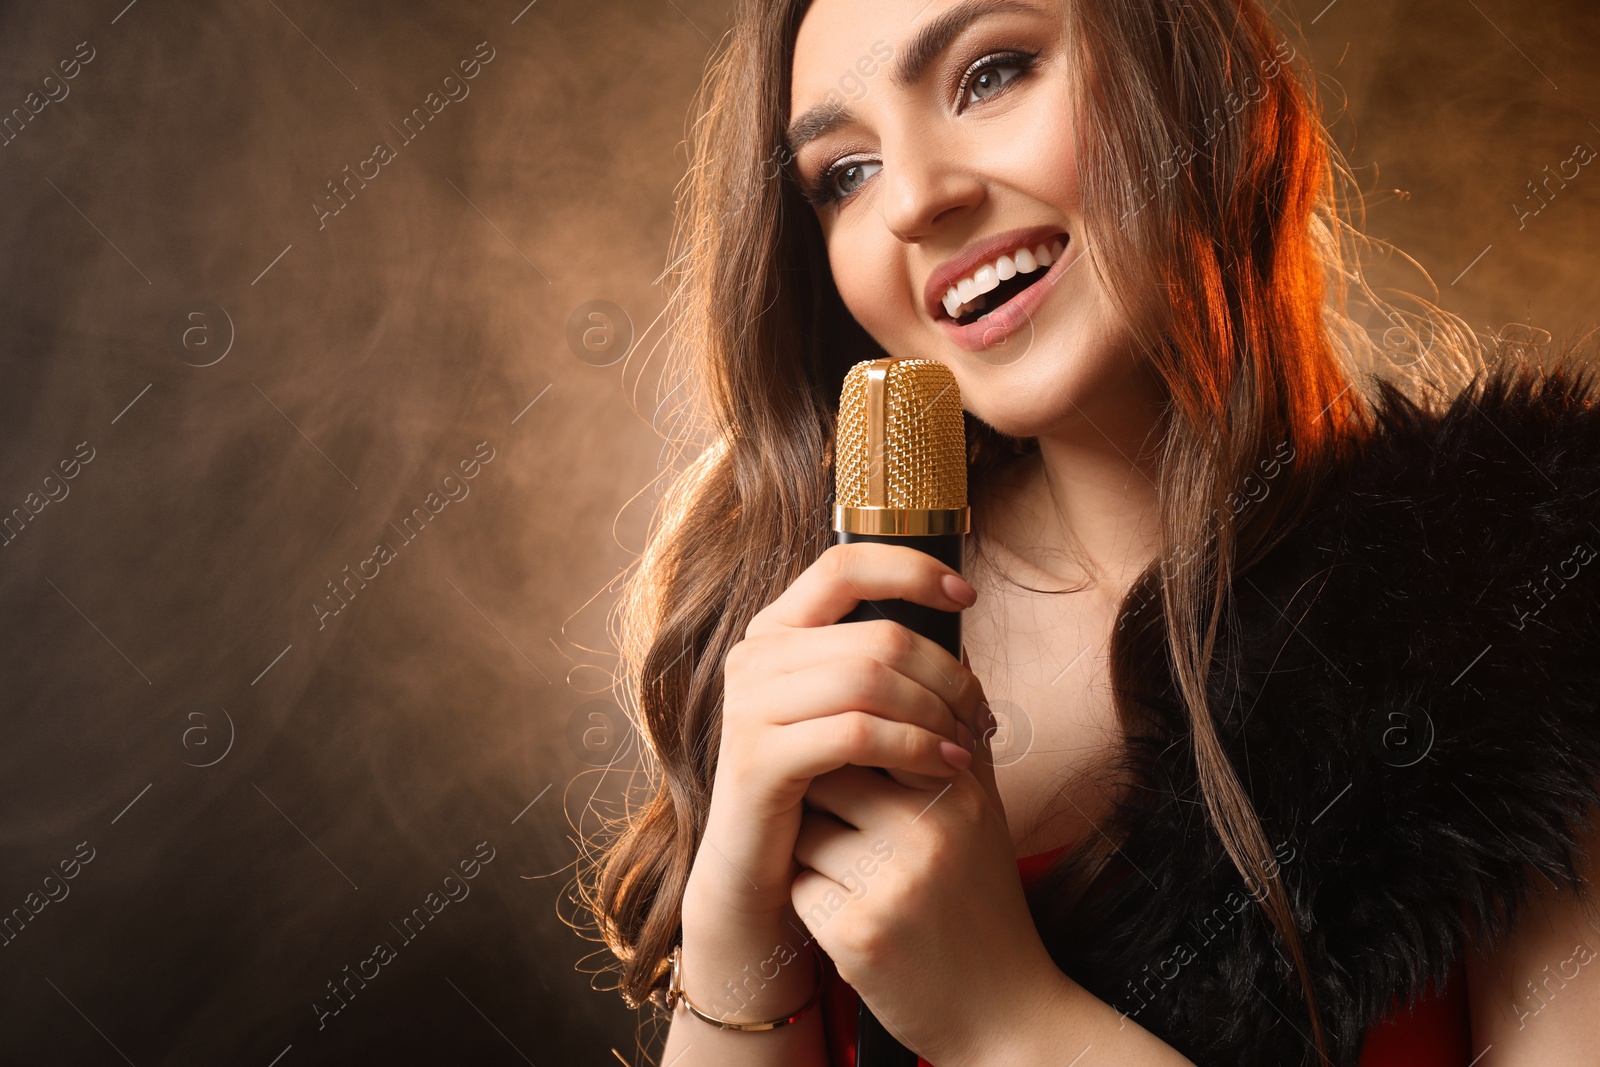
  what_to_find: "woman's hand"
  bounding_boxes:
[680,542,989,978]
[790,692,1068,1066]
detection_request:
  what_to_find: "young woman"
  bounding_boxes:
[579,0,1600,1064]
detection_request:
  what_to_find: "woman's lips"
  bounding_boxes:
[936,237,1074,353]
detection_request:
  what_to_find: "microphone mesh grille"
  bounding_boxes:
[835,358,967,508]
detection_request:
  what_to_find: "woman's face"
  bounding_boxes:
[789,0,1156,442]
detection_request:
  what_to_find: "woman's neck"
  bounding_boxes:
[978,363,1166,593]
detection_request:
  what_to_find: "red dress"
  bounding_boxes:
[820,844,1472,1066]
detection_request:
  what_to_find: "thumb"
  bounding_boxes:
[961,647,1007,819]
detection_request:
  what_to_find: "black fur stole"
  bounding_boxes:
[1029,356,1600,1066]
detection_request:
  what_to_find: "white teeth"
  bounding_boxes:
[941,236,1068,321]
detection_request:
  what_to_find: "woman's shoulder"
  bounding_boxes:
[1046,355,1600,1064]
[1249,354,1600,1028]
[1228,354,1600,808]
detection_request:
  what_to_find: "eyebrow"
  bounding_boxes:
[784,0,1044,157]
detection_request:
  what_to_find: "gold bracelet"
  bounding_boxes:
[662,942,824,1031]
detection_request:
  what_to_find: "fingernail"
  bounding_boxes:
[940,740,972,770]
[942,574,977,606]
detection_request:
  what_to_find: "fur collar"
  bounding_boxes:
[1029,357,1600,1066]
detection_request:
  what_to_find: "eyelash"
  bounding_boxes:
[801,48,1040,208]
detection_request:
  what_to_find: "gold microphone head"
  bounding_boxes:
[833,358,970,536]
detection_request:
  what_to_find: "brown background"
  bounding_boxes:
[0,0,1594,1064]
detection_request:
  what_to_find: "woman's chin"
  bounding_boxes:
[961,399,1055,441]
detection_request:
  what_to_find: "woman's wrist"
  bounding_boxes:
[943,950,1080,1067]
[944,956,1195,1067]
[669,939,824,1030]
[675,897,822,1028]
[675,927,825,1030]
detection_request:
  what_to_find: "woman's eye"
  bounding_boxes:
[829,160,881,199]
[963,55,1032,106]
[806,158,883,204]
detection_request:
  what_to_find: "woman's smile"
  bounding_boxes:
[932,231,1075,352]
[932,231,1064,321]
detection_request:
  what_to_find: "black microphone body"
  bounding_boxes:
[835,531,962,1067]
[828,357,971,1067]
[834,530,963,660]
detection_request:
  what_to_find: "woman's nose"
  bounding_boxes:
[876,140,985,242]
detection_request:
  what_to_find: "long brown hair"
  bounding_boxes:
[575,0,1490,1061]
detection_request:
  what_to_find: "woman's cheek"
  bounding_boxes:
[993,107,1081,215]
[831,240,906,336]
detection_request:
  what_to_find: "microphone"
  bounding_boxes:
[831,356,969,1067]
